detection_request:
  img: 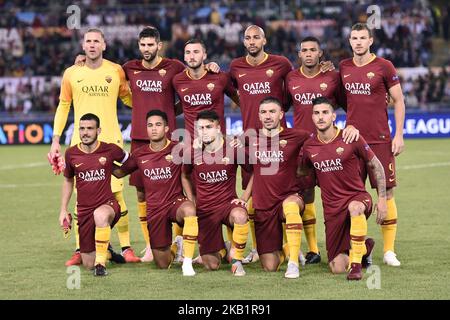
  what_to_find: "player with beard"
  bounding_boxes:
[60,113,130,276]
[173,38,239,139]
[286,36,356,265]
[340,23,405,266]
[302,97,386,280]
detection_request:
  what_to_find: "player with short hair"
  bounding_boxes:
[340,22,405,266]
[113,110,198,276]
[173,38,239,139]
[229,25,294,264]
[246,96,311,279]
[49,28,140,266]
[122,26,186,262]
[182,110,249,276]
[302,97,386,280]
[59,113,130,276]
[286,36,349,264]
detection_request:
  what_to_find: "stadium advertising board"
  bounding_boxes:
[0,113,449,145]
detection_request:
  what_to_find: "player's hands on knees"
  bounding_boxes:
[231,198,247,208]
[319,60,335,73]
[205,62,220,73]
[74,54,86,66]
[391,134,405,156]
[342,125,359,144]
[375,199,387,225]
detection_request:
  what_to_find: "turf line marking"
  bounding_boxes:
[398,162,450,170]
[0,162,47,170]
[0,183,60,189]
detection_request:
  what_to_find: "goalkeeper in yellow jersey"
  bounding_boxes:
[49,28,140,265]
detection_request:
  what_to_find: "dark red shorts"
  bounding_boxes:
[360,142,397,189]
[77,199,121,253]
[254,194,304,255]
[129,139,149,188]
[197,202,247,256]
[324,192,373,263]
[147,197,188,249]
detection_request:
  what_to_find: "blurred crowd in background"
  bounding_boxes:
[0,0,449,115]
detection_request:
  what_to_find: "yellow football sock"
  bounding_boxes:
[232,222,249,261]
[303,203,319,254]
[283,202,302,266]
[219,248,227,259]
[350,214,367,264]
[277,251,286,271]
[95,226,111,266]
[114,191,130,249]
[182,216,198,259]
[247,197,257,250]
[137,201,150,246]
[382,198,398,253]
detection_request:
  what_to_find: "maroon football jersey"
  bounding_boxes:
[230,54,293,131]
[123,58,185,139]
[64,142,128,213]
[183,139,245,214]
[120,140,184,215]
[172,70,236,138]
[339,55,400,144]
[249,128,310,210]
[303,129,375,216]
[286,69,345,133]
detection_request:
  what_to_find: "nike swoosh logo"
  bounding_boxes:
[195,162,203,166]
[75,163,83,167]
[141,160,149,164]
[77,79,83,83]
[238,73,246,78]
[292,86,300,90]
[343,74,351,78]
[134,71,142,74]
[389,178,395,182]
[252,143,258,147]
[311,153,318,158]
[181,88,189,92]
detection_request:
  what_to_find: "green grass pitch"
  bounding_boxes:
[1,139,449,299]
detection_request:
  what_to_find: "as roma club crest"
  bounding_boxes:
[279,139,288,148]
[207,83,215,91]
[266,69,274,77]
[336,147,344,155]
[320,83,328,91]
[105,75,112,83]
[159,69,167,77]
[165,154,173,163]
[98,157,107,165]
[367,72,375,80]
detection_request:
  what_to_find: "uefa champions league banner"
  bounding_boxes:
[0,112,450,145]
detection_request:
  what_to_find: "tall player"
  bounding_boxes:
[113,110,198,276]
[183,110,250,276]
[246,97,311,279]
[286,36,352,264]
[173,39,239,139]
[229,25,293,264]
[302,97,386,280]
[340,23,405,266]
[59,113,130,276]
[122,27,185,262]
[49,28,140,265]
